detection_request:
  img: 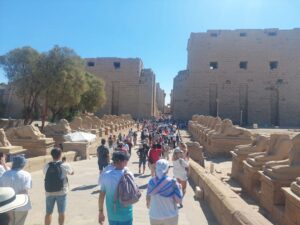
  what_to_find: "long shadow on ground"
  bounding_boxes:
[71,184,98,191]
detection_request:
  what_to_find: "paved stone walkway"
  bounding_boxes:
[26,130,218,225]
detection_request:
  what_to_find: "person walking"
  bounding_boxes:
[0,155,32,225]
[98,151,135,225]
[137,143,150,174]
[44,148,74,225]
[133,131,138,146]
[146,159,183,225]
[97,139,110,173]
[148,143,162,177]
[172,147,189,204]
[0,187,28,225]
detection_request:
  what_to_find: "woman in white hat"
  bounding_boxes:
[172,147,189,204]
[146,159,183,225]
[0,187,28,225]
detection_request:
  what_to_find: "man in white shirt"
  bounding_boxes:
[0,155,32,225]
[44,148,74,225]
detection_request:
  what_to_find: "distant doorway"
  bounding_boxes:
[209,83,218,116]
[270,88,279,126]
[239,84,248,126]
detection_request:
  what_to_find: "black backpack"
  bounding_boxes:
[45,162,64,192]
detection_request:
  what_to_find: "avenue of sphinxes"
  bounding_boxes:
[188,115,300,225]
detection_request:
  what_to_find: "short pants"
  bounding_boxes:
[109,219,133,225]
[139,158,147,167]
[46,194,67,214]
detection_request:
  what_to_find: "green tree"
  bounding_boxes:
[0,47,42,124]
[39,46,87,124]
[78,72,106,113]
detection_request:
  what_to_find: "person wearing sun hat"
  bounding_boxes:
[0,156,32,225]
[146,159,183,225]
[172,147,189,204]
[0,187,28,225]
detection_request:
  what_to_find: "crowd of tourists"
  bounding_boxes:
[0,119,190,225]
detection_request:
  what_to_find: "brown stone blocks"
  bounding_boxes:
[207,137,252,156]
[259,172,294,223]
[189,160,273,225]
[241,161,262,200]
[283,187,300,225]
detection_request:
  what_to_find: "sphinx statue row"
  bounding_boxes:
[188,115,252,156]
[0,114,135,159]
[232,133,300,225]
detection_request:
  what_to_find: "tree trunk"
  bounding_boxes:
[41,95,48,131]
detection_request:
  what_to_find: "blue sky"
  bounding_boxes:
[0,0,300,103]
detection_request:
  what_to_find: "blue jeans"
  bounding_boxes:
[109,219,133,225]
[46,195,67,214]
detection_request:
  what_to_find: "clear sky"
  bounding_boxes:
[0,0,300,103]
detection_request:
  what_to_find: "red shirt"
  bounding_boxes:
[149,148,162,163]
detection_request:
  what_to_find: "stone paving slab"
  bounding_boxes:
[26,131,218,225]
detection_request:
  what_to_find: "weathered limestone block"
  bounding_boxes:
[81,115,94,131]
[186,141,204,166]
[0,128,27,159]
[282,180,300,225]
[69,117,83,131]
[246,134,292,167]
[44,119,72,146]
[206,119,252,156]
[5,125,55,157]
[6,124,45,140]
[259,133,300,218]
[201,117,221,145]
[63,141,96,160]
[90,115,102,129]
[0,128,11,147]
[291,177,300,196]
[188,160,273,225]
[231,135,269,181]
[44,119,71,136]
[242,134,292,200]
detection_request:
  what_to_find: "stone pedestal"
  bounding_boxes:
[242,161,262,200]
[186,142,204,166]
[9,138,55,157]
[99,128,104,137]
[0,146,27,161]
[104,127,109,136]
[230,151,248,181]
[46,134,66,147]
[282,187,300,225]
[63,141,95,160]
[207,137,252,156]
[91,129,100,142]
[259,172,293,215]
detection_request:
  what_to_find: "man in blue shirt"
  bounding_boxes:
[98,151,133,225]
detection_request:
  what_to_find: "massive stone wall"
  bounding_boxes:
[85,57,160,119]
[173,28,300,127]
[156,83,166,113]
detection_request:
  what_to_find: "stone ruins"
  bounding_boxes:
[172,29,300,127]
[0,128,26,158]
[85,57,165,118]
[5,124,55,157]
[188,114,300,225]
[0,114,136,170]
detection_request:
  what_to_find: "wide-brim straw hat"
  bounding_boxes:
[0,187,28,213]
